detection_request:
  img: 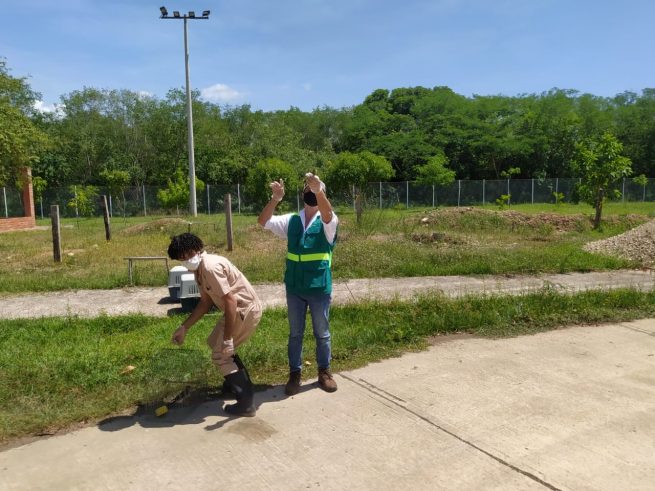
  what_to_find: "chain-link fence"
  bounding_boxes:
[3,177,654,219]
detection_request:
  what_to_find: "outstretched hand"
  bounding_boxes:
[305,173,324,194]
[270,179,285,202]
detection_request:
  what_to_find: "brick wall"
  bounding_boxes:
[0,216,36,232]
[0,168,37,232]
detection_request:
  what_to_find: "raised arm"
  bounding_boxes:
[257,179,285,227]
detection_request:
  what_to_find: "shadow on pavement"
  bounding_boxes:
[97,382,318,433]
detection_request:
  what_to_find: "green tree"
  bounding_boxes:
[573,132,632,229]
[0,59,49,185]
[100,169,131,217]
[414,151,456,186]
[245,158,299,210]
[324,151,394,222]
[157,168,205,214]
[67,185,99,217]
[632,174,649,202]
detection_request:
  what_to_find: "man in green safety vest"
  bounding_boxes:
[258,172,339,395]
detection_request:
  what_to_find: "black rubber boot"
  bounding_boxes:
[221,354,247,397]
[223,369,256,417]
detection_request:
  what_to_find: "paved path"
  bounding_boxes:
[2,319,654,490]
[1,269,653,319]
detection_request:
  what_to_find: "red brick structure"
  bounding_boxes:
[0,168,36,232]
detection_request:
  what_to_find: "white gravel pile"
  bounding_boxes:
[584,219,655,265]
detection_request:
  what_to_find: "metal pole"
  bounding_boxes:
[379,182,382,209]
[40,197,44,219]
[531,178,534,204]
[142,184,147,216]
[109,195,113,218]
[406,181,409,209]
[457,179,461,207]
[51,205,62,262]
[2,187,7,217]
[184,18,197,217]
[237,183,241,214]
[225,193,233,251]
[482,179,486,206]
[507,178,510,206]
[432,185,435,208]
[622,177,625,203]
[74,185,79,218]
[206,184,211,215]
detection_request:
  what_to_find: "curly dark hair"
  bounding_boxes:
[167,233,204,260]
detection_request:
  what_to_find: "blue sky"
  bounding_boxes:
[2,0,654,112]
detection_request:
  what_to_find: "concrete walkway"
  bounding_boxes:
[1,269,653,319]
[1,318,654,490]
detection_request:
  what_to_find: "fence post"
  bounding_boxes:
[40,197,44,219]
[531,178,534,204]
[101,195,111,241]
[482,179,485,206]
[51,205,62,262]
[206,184,211,215]
[406,181,409,209]
[237,183,241,214]
[74,185,79,218]
[507,179,510,206]
[2,187,7,217]
[142,184,147,216]
[555,178,559,199]
[225,193,233,252]
[622,177,625,203]
[109,195,113,218]
[432,185,435,208]
[457,180,461,207]
[379,182,382,209]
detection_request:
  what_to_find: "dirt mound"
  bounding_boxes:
[422,207,591,232]
[583,219,655,265]
[421,207,647,233]
[120,218,190,236]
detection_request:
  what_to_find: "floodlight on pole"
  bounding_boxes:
[159,6,210,217]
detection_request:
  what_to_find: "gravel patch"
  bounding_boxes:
[584,220,655,265]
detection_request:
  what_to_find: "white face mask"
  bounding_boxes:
[182,254,202,271]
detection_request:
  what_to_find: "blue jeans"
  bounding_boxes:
[287,292,332,372]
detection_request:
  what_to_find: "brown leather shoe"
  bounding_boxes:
[318,368,337,393]
[285,370,302,396]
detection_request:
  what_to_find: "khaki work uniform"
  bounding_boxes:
[194,252,262,375]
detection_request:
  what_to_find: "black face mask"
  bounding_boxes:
[303,191,318,206]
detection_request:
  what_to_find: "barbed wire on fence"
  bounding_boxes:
[2,177,654,219]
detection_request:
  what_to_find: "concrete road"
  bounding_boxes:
[1,269,653,319]
[2,319,654,491]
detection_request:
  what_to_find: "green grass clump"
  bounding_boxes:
[2,287,654,443]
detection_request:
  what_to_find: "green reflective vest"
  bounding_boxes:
[284,214,336,295]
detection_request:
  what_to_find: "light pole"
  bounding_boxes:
[159,6,210,217]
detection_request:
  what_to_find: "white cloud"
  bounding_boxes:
[137,90,153,99]
[200,84,243,103]
[302,83,312,92]
[33,100,63,115]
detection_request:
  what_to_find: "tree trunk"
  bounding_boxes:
[593,188,605,229]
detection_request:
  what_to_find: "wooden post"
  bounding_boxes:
[101,195,111,241]
[51,205,62,262]
[225,193,233,251]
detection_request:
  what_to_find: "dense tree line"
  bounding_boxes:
[2,59,654,197]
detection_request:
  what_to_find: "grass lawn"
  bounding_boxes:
[0,202,652,293]
[1,287,654,444]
